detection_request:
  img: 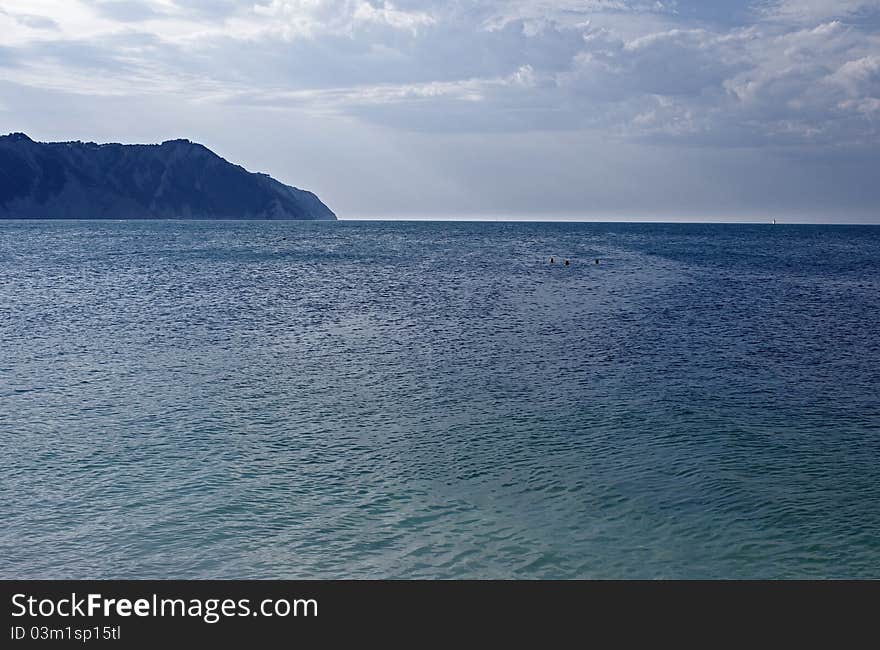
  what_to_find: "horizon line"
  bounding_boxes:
[337,216,880,225]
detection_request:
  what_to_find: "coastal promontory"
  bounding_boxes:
[0,133,336,220]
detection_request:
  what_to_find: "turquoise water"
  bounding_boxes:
[1,220,878,579]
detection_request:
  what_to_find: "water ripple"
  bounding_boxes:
[1,221,878,578]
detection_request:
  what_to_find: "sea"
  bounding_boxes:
[1,220,878,579]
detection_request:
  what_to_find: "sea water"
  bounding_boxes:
[1,220,878,578]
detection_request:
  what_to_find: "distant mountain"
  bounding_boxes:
[0,133,336,220]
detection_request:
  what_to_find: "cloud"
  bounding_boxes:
[1,1,879,150]
[89,1,162,22]
[251,0,435,39]
[0,8,59,31]
[10,14,59,30]
[760,0,880,22]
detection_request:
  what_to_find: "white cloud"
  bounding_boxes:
[762,0,880,22]
[252,0,434,39]
[829,55,880,94]
[0,0,878,147]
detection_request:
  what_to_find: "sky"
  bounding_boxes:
[0,1,879,221]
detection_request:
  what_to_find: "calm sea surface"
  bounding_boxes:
[1,220,878,578]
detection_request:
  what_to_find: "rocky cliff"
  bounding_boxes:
[0,133,336,220]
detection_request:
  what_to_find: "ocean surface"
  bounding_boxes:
[1,220,878,579]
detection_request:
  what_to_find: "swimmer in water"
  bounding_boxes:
[564,259,570,266]
[549,257,555,264]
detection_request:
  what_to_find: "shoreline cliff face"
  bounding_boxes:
[0,133,336,220]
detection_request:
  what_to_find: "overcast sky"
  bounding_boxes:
[1,1,879,221]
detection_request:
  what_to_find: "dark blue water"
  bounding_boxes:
[1,220,878,578]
